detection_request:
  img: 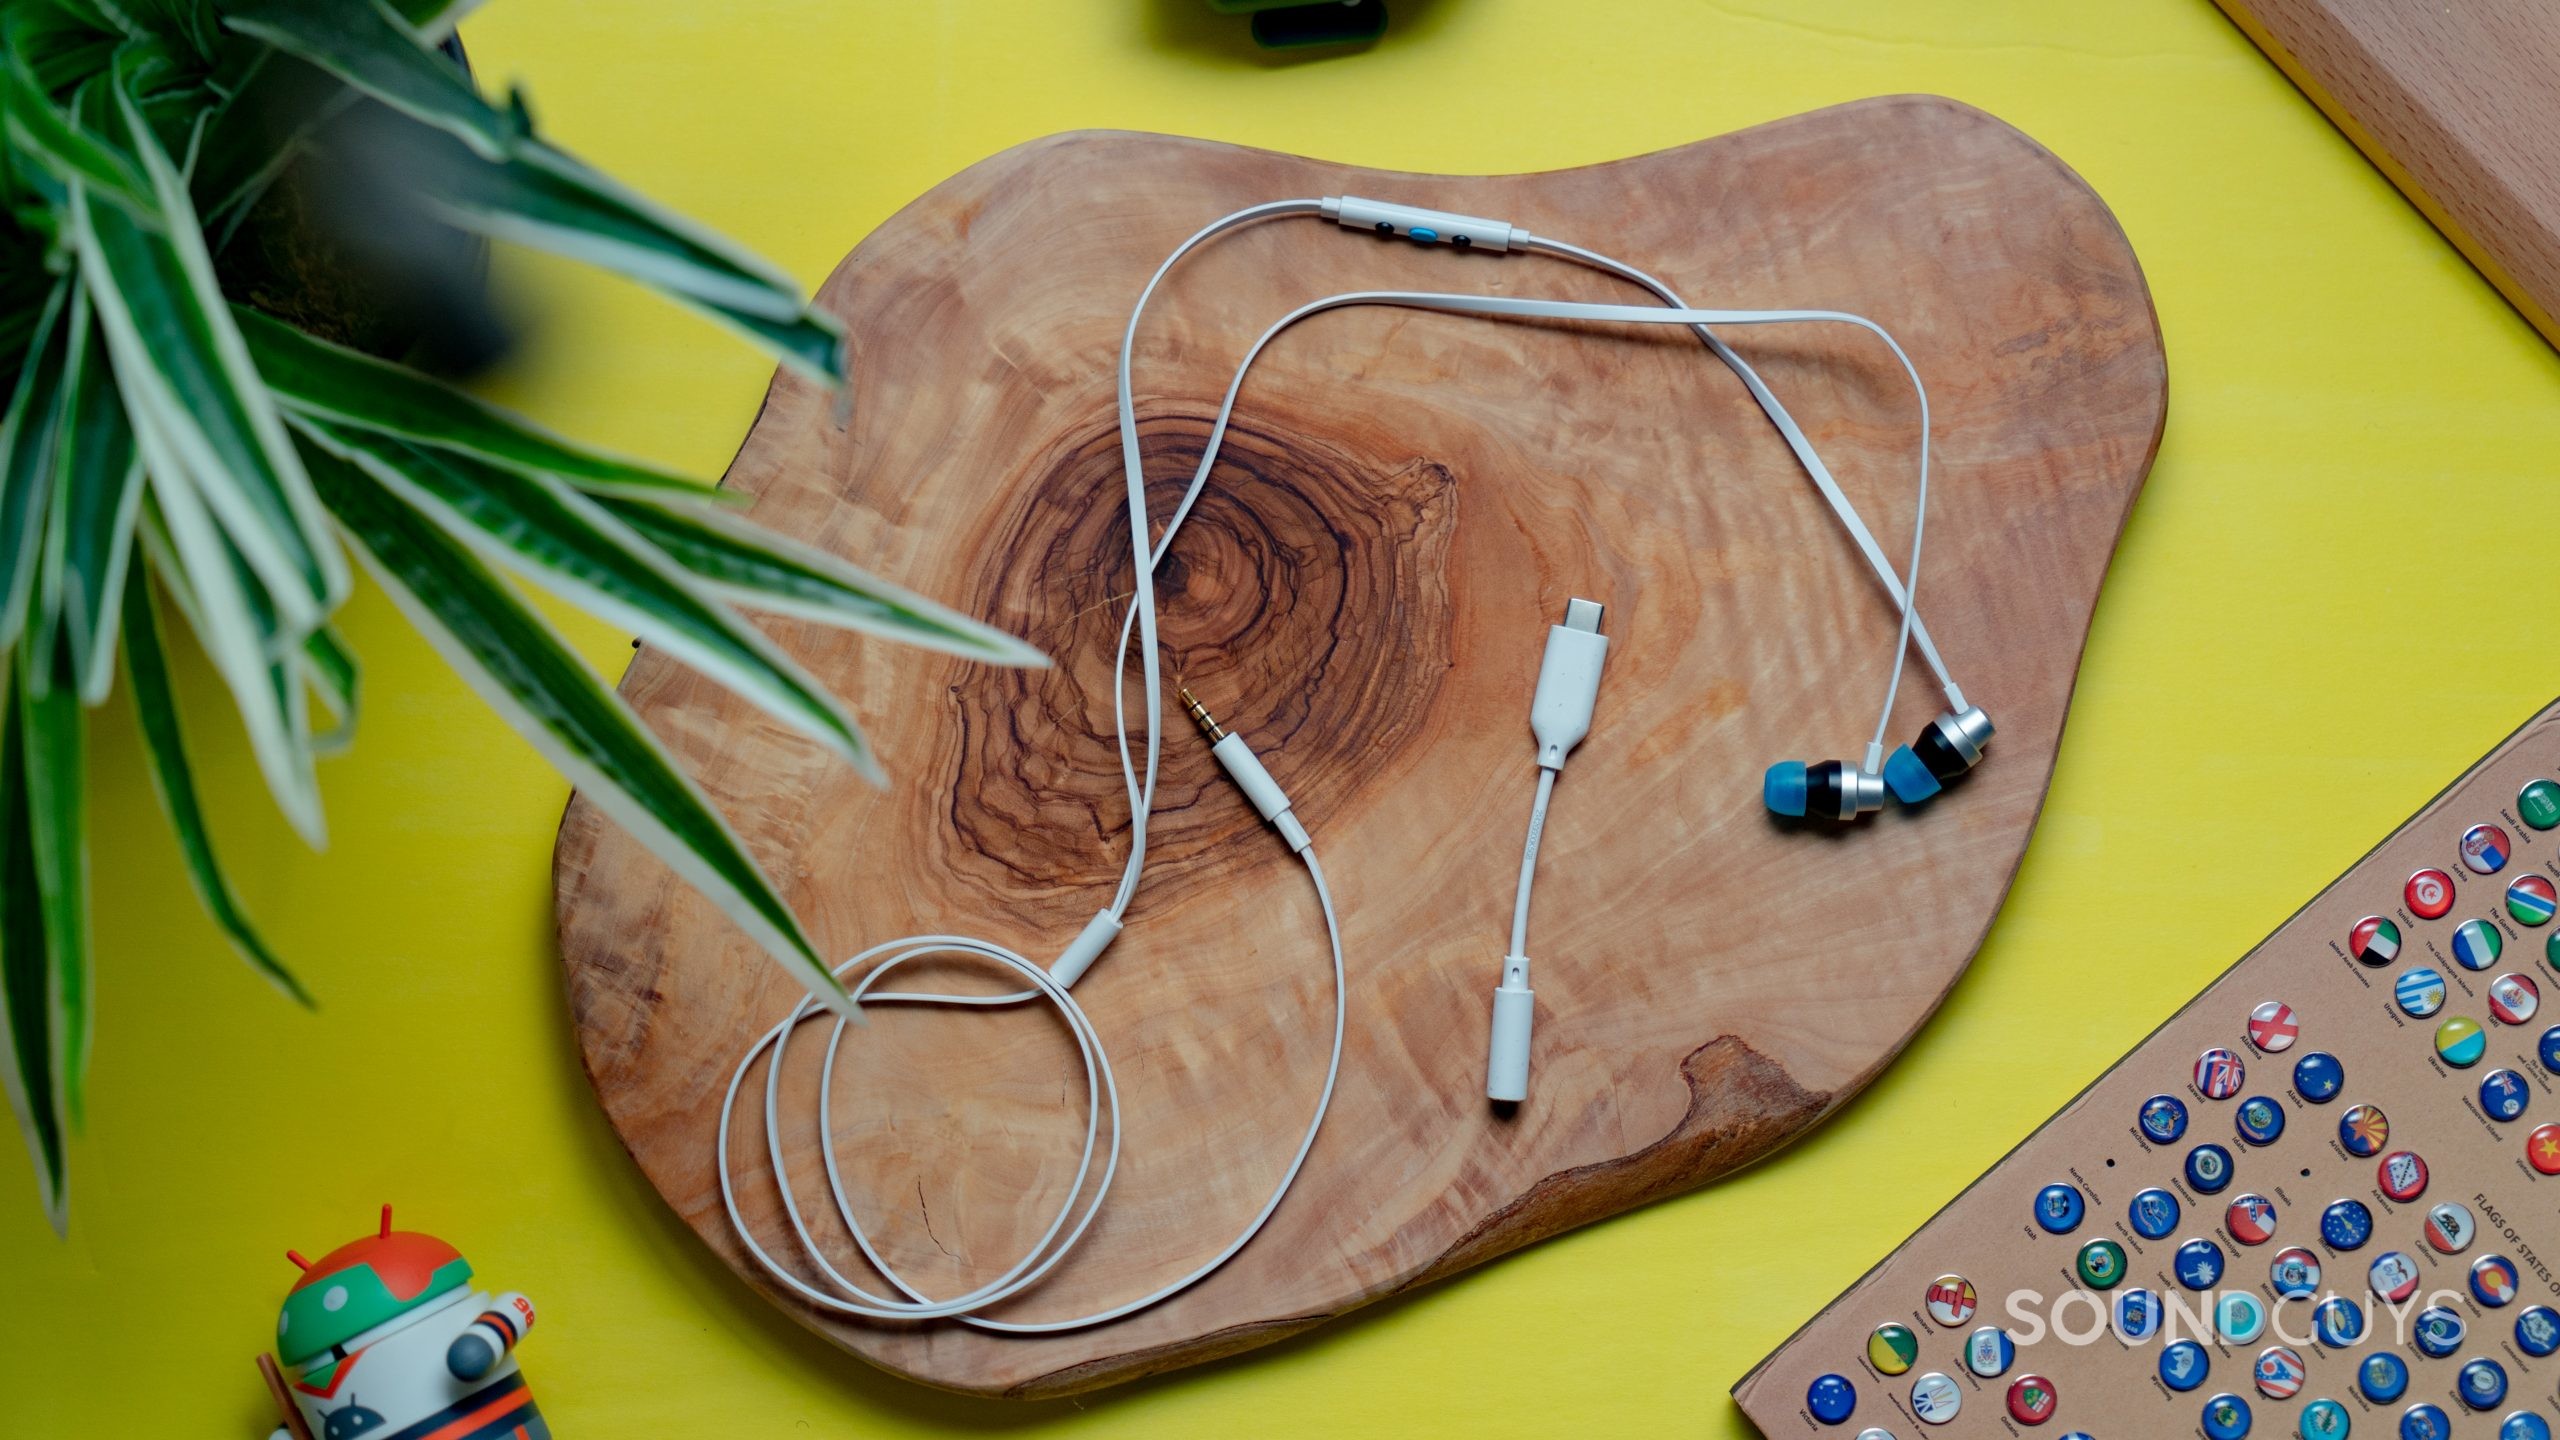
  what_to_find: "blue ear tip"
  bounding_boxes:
[1883,745,1940,805]
[1763,760,1808,817]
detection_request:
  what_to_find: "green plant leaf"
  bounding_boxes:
[220,0,516,161]
[71,73,346,632]
[301,419,878,779]
[0,281,72,657]
[296,622,355,756]
[41,296,143,704]
[391,119,833,347]
[120,559,307,1004]
[0,652,66,1234]
[303,442,854,1017]
[15,641,86,1130]
[234,306,729,504]
[0,49,150,214]
[602,496,1046,668]
[133,481,325,846]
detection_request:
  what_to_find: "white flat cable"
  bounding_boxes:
[716,199,1952,1331]
[716,201,1344,1333]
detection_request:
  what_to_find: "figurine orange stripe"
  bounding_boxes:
[476,1308,519,1347]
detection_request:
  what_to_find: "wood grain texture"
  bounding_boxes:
[551,97,2166,1397]
[2214,0,2560,347]
[1733,698,2560,1436]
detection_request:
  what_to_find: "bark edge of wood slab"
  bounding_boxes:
[551,96,2166,1399]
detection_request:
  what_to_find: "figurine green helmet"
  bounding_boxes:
[276,1205,474,1369]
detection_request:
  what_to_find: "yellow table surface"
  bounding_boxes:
[10,1,2559,1434]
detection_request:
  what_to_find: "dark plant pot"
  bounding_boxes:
[215,38,510,377]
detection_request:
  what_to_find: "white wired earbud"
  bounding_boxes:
[717,193,1987,1326]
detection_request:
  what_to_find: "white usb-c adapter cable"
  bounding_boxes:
[1487,598,1609,1102]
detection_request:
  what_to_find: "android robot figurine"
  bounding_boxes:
[265,1206,545,1440]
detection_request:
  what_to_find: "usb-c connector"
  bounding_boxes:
[1530,598,1609,770]
[1490,598,1613,1103]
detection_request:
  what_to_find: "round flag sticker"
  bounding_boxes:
[1868,1321,1919,1376]
[2176,1237,2226,1291]
[2480,1068,2531,1122]
[2358,1350,2408,1403]
[2004,1374,2056,1426]
[2292,1050,2344,1102]
[2403,1404,2450,1440]
[2521,779,2560,831]
[2351,915,2403,965]
[2201,1392,2250,1440]
[2129,1187,2180,1240]
[1807,1373,1857,1424]
[2453,917,2505,971]
[1964,1325,2015,1378]
[2215,1290,2266,1344]
[2516,1304,2560,1358]
[2314,1295,2364,1347]
[2076,1238,2126,1289]
[1925,1273,1977,1327]
[2369,1250,2421,1303]
[2395,966,2447,1017]
[2159,1340,2209,1393]
[2459,1357,2508,1411]
[2424,1200,2478,1253]
[2473,1254,2522,1307]
[2033,1182,2085,1234]
[2322,1198,2374,1250]
[2269,1247,2321,1297]
[2464,824,2514,875]
[2437,1015,2488,1067]
[2253,1344,2306,1400]
[2491,971,2540,1024]
[2339,1103,2390,1157]
[2301,1398,2351,1440]
[2115,1287,2162,1341]
[2509,874,2557,926]
[2245,999,2298,1052]
[2195,1047,2246,1100]
[2234,1095,2286,1146]
[2530,1123,2560,1176]
[2139,1093,2189,1144]
[2507,1410,2552,1440]
[2185,1143,2234,1195]
[1908,1371,1961,1425]
[2378,1149,2430,1202]
[2409,868,2456,919]
[2541,1025,2560,1075]
[2412,1305,2465,1357]
[2225,1193,2278,1246]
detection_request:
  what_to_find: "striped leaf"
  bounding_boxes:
[379,120,844,380]
[0,282,72,657]
[235,306,727,503]
[15,642,86,1129]
[304,442,854,1016]
[0,49,149,214]
[221,0,516,160]
[120,559,307,1004]
[0,655,65,1233]
[303,419,878,779]
[73,75,346,632]
[603,496,1045,668]
[40,296,143,704]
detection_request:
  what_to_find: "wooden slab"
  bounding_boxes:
[551,97,2167,1398]
[1734,697,2560,1435]
[2214,0,2560,349]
